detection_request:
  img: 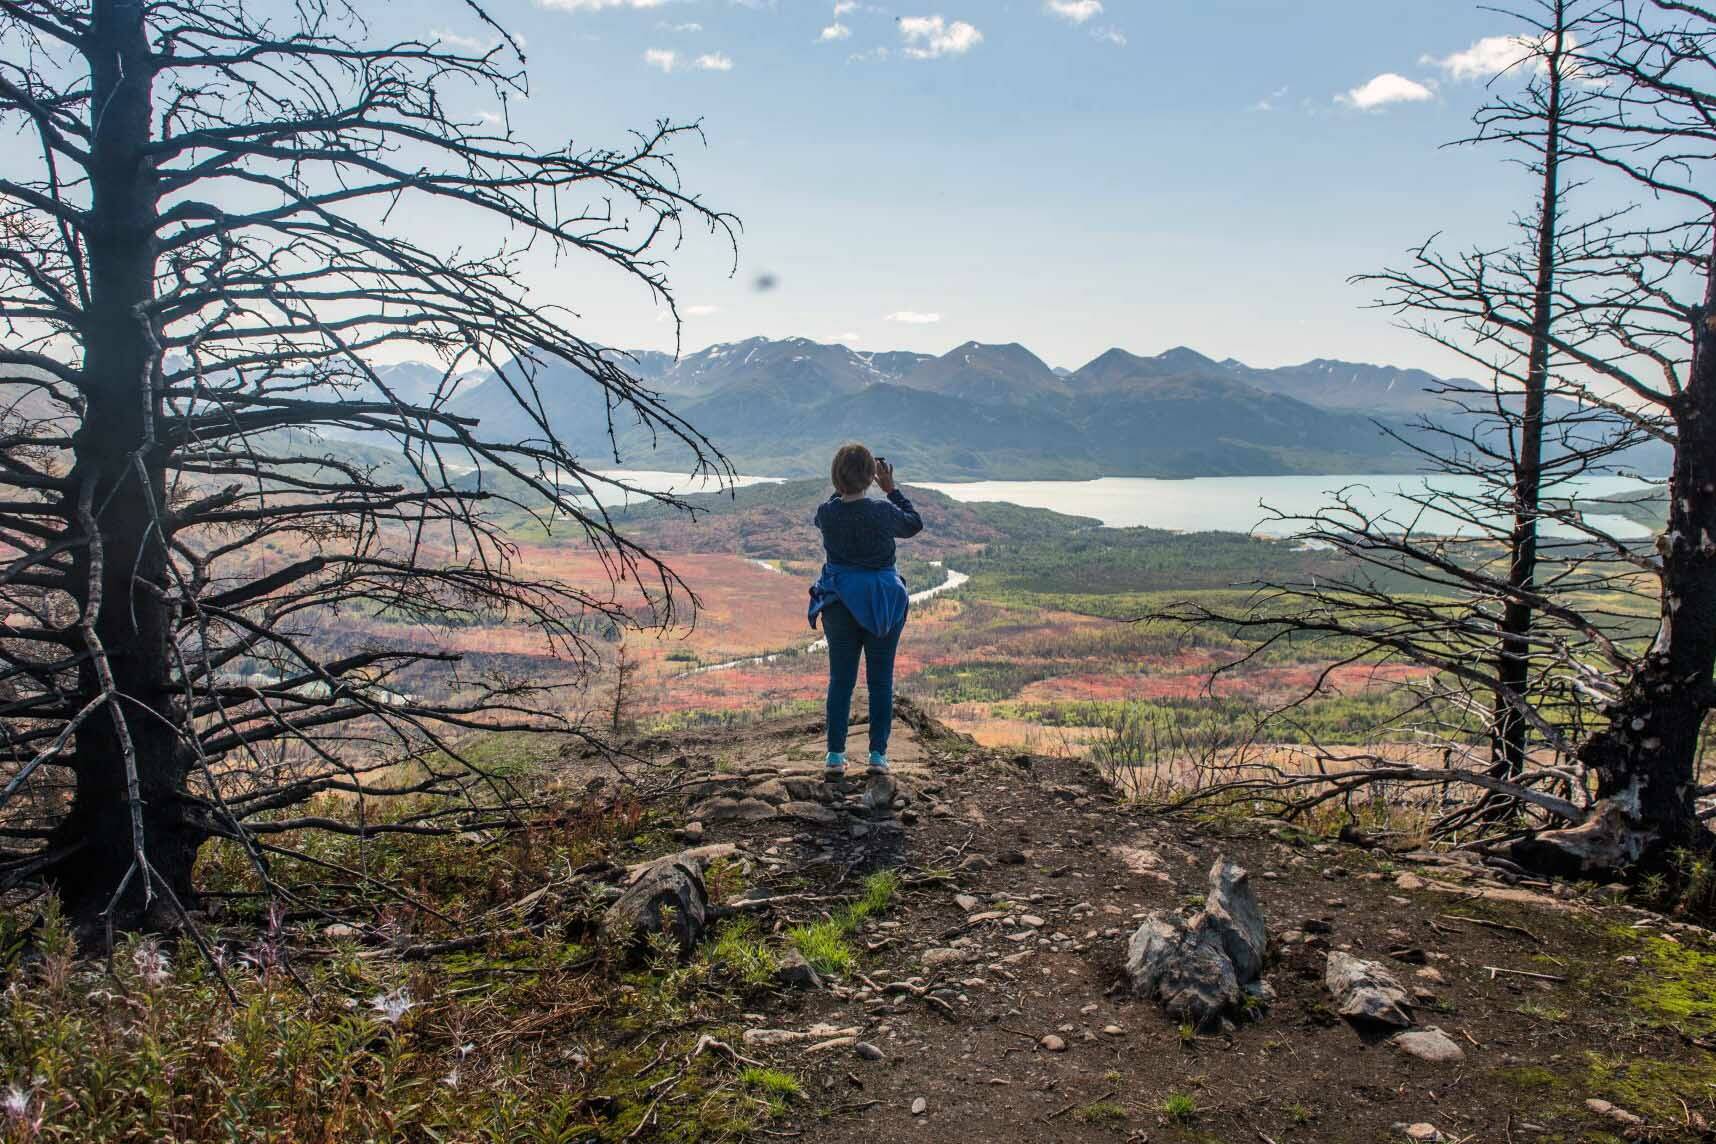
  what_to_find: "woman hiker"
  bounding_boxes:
[808,443,924,791]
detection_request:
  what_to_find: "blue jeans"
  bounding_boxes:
[821,599,904,756]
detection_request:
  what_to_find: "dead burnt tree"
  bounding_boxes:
[1151,0,1657,842]
[0,0,735,936]
[1156,0,1716,880]
[1512,0,1716,875]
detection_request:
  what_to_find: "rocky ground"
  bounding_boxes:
[601,702,1716,1143]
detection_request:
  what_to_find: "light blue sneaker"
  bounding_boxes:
[867,751,890,774]
[824,751,847,774]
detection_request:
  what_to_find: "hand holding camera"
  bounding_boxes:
[874,456,896,494]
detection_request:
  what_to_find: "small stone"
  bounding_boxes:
[997,849,1028,866]
[911,1097,928,1116]
[1395,873,1427,892]
[922,947,966,969]
[774,950,823,991]
[1102,1024,1124,1036]
[1325,951,1413,1028]
[854,1042,884,1061]
[1393,1026,1466,1064]
[954,893,982,912]
[1585,1099,1644,1126]
[1404,1124,1442,1143]
[1020,915,1046,928]
[680,821,705,842]
[322,923,359,940]
[1038,1034,1067,1052]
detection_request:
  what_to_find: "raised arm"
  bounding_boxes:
[885,488,924,538]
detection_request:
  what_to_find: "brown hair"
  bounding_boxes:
[830,442,876,496]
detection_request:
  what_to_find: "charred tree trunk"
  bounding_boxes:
[40,0,206,933]
[1490,11,1567,792]
[1517,232,1716,877]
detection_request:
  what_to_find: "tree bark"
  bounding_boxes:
[41,0,207,934]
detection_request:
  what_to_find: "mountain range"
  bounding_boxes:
[200,337,1659,482]
[426,337,1489,480]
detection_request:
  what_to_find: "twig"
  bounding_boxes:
[1485,965,1566,981]
[1440,913,1542,943]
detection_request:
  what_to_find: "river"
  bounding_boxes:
[686,564,969,676]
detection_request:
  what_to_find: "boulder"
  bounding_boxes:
[1124,913,1241,1028]
[601,854,708,957]
[1326,952,1413,1028]
[1203,859,1268,981]
[1123,855,1272,1029]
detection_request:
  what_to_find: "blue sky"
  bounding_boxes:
[410,0,1551,374]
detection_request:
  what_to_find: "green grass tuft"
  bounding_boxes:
[1161,1092,1198,1122]
[788,920,857,977]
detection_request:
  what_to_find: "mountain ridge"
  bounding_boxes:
[432,336,1664,481]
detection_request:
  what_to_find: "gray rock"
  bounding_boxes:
[954,893,982,912]
[1392,1026,1465,1063]
[911,1097,927,1116]
[1203,859,1268,981]
[1038,1034,1067,1052]
[1124,913,1241,1028]
[781,800,842,827]
[854,1041,885,1061]
[922,947,967,969]
[699,797,778,824]
[860,772,898,815]
[601,855,708,957]
[1325,951,1413,1028]
[774,949,823,991]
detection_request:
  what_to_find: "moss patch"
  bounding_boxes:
[1583,1051,1716,1123]
[1622,929,1716,1036]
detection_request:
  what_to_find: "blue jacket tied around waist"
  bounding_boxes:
[807,489,923,637]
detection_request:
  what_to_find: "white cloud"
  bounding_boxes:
[1336,73,1435,111]
[432,28,500,53]
[885,311,942,324]
[834,1,860,12]
[833,330,862,343]
[1091,26,1126,47]
[820,22,851,41]
[899,16,982,59]
[1250,85,1289,112]
[643,48,678,71]
[695,52,734,70]
[1423,35,1539,82]
[660,21,703,32]
[539,0,669,9]
[1046,0,1102,23]
[684,304,721,316]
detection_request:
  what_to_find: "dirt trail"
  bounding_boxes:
[643,703,1716,1143]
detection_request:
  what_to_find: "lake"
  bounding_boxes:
[595,469,1657,540]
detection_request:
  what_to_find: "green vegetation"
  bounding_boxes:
[786,870,900,977]
[1584,1052,1716,1123]
[1621,928,1716,1036]
[787,920,858,977]
[1075,1099,1129,1125]
[738,1067,803,1117]
[709,917,779,987]
[1161,1092,1199,1122]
